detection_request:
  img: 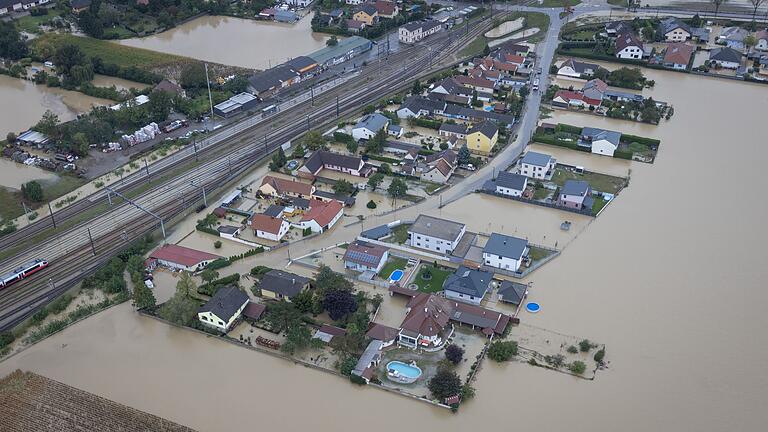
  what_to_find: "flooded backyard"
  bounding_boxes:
[0,158,58,190]
[116,14,330,70]
[1,61,767,431]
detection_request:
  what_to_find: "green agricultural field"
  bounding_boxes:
[31,34,189,69]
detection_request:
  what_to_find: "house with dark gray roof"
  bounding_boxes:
[558,180,593,211]
[247,64,300,97]
[197,286,250,332]
[408,214,466,254]
[352,113,389,141]
[396,96,446,119]
[259,270,311,300]
[443,266,494,305]
[482,233,529,272]
[659,18,692,42]
[497,280,528,305]
[298,150,370,178]
[558,58,602,78]
[361,224,392,240]
[579,127,622,157]
[520,151,556,179]
[439,123,468,139]
[494,171,528,197]
[343,240,390,273]
[710,47,742,69]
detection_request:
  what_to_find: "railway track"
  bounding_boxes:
[0,13,504,330]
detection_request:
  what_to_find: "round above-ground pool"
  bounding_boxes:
[526,302,541,313]
[388,269,405,283]
[386,361,422,384]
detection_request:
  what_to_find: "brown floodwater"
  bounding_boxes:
[0,74,112,138]
[1,66,767,431]
[116,14,330,70]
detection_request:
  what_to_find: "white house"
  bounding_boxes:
[660,19,692,42]
[149,244,221,272]
[284,0,313,7]
[407,214,466,254]
[443,266,493,305]
[197,286,250,332]
[250,214,290,241]
[297,200,343,233]
[494,171,528,197]
[345,0,362,4]
[482,233,529,273]
[580,127,621,157]
[0,1,23,15]
[709,47,742,70]
[615,32,644,59]
[352,113,389,141]
[343,240,390,273]
[557,59,601,78]
[520,151,556,179]
[398,20,441,44]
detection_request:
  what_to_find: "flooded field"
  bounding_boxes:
[90,75,149,92]
[0,158,58,190]
[116,14,330,70]
[1,60,768,431]
[0,75,112,138]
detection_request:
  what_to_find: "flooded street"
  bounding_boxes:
[1,66,768,430]
[116,14,330,70]
[0,75,112,138]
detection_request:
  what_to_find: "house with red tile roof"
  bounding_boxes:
[251,213,290,241]
[662,42,694,70]
[150,244,221,272]
[374,0,398,18]
[296,199,343,233]
[258,175,315,199]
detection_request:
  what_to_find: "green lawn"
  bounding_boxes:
[627,141,654,158]
[458,36,488,59]
[528,246,552,262]
[607,0,628,6]
[378,257,407,279]
[424,182,442,194]
[413,265,452,293]
[538,0,582,7]
[31,34,189,69]
[14,10,63,33]
[389,224,411,244]
[0,188,24,222]
[591,196,608,216]
[551,168,626,195]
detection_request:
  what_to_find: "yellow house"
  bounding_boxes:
[466,121,499,155]
[353,5,378,26]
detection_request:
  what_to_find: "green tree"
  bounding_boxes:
[377,163,392,175]
[292,290,315,314]
[132,279,156,310]
[364,129,386,154]
[304,130,327,151]
[322,289,358,321]
[158,274,198,325]
[326,35,339,46]
[264,300,302,332]
[744,34,757,51]
[411,79,422,95]
[281,323,317,354]
[594,348,606,364]
[6,132,17,143]
[333,179,354,195]
[457,144,471,165]
[346,140,358,154]
[71,132,90,156]
[314,265,353,296]
[367,172,384,190]
[579,339,593,352]
[147,90,173,122]
[222,75,249,94]
[179,63,208,89]
[0,22,28,60]
[487,340,518,362]
[78,10,104,38]
[366,200,377,209]
[34,110,60,139]
[445,344,464,365]
[200,269,219,284]
[53,44,87,78]
[21,181,44,202]
[428,367,462,401]
[291,143,305,159]
[387,178,407,198]
[569,360,587,375]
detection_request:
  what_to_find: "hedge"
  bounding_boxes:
[228,247,264,263]
[366,154,400,164]
[621,133,660,147]
[411,117,442,130]
[198,273,241,296]
[614,150,633,160]
[532,134,590,153]
[196,223,218,236]
[555,123,583,134]
[333,132,354,144]
[206,258,232,271]
[250,266,272,277]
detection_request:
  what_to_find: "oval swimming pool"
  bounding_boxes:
[386,361,422,384]
[389,269,405,282]
[526,302,541,313]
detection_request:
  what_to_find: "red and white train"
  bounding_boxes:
[0,259,49,289]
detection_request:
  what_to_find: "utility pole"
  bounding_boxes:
[190,181,207,207]
[336,96,340,118]
[204,63,215,131]
[106,189,112,206]
[105,187,166,239]
[47,202,56,229]
[144,158,150,183]
[22,201,30,219]
[306,114,310,132]
[87,227,96,256]
[228,156,233,178]
[193,140,198,161]
[310,85,314,106]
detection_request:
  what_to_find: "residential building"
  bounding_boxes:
[299,150,371,178]
[429,77,473,98]
[351,340,382,382]
[497,280,528,305]
[153,79,185,98]
[439,123,468,139]
[71,0,90,13]
[580,127,622,157]
[313,325,347,343]
[663,42,695,70]
[383,140,420,159]
[421,150,457,184]
[343,240,390,273]
[0,0,23,15]
[558,180,594,210]
[149,244,220,272]
[558,58,601,78]
[756,30,768,51]
[482,233,529,272]
[346,18,366,33]
[259,270,311,301]
[453,75,495,94]
[366,323,399,348]
[197,286,249,332]
[258,175,315,198]
[710,47,742,69]
[407,214,466,254]
[284,0,313,7]
[659,18,691,42]
[718,26,748,50]
[552,89,589,108]
[615,31,644,59]
[308,36,372,67]
[345,0,362,4]
[396,96,446,118]
[353,4,378,25]
[374,0,398,18]
[520,151,555,179]
[466,121,499,155]
[494,171,528,197]
[274,9,298,22]
[439,104,515,126]
[443,266,493,305]
[217,225,241,240]
[251,213,290,241]
[605,21,631,36]
[582,78,607,105]
[297,199,344,233]
[352,113,389,141]
[387,124,403,138]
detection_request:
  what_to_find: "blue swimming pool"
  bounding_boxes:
[526,302,541,313]
[386,361,422,383]
[389,269,404,282]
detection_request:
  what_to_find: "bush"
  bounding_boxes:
[579,339,592,352]
[47,294,74,315]
[214,240,222,249]
[250,266,272,277]
[198,273,240,296]
[350,374,368,385]
[0,332,15,350]
[366,200,377,209]
[487,340,518,362]
[569,360,587,375]
[302,227,312,236]
[206,258,231,271]
[594,348,606,364]
[567,345,578,354]
[445,344,465,365]
[339,357,357,376]
[614,149,633,160]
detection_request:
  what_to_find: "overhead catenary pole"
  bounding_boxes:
[47,202,56,229]
[204,63,215,130]
[87,227,96,256]
[191,181,207,207]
